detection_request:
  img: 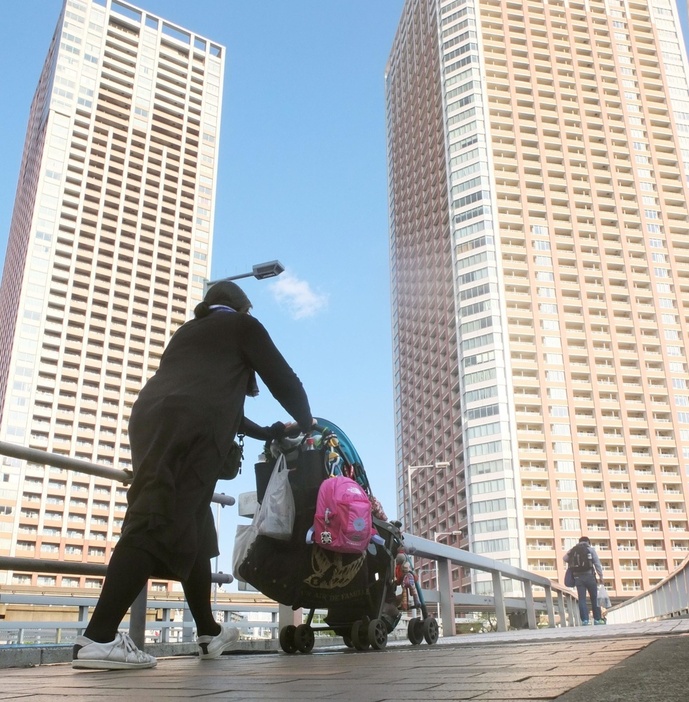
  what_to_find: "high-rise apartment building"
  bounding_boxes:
[387,0,689,599]
[0,0,224,589]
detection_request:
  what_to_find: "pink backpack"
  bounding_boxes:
[308,476,372,554]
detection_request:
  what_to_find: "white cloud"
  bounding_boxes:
[268,271,328,320]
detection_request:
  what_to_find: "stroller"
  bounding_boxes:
[234,417,438,653]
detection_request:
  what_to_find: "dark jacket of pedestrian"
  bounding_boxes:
[118,282,312,580]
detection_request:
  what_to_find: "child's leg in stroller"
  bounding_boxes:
[181,554,221,638]
[84,544,155,643]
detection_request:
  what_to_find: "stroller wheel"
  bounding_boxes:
[279,625,297,654]
[342,633,354,648]
[423,617,439,645]
[407,617,424,645]
[294,624,315,654]
[367,619,388,650]
[351,620,370,651]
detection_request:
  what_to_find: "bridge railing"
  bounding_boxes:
[236,491,580,635]
[605,553,689,624]
[402,533,580,633]
[1,440,579,647]
[0,589,282,646]
[0,441,234,647]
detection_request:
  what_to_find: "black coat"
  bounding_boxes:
[118,309,311,580]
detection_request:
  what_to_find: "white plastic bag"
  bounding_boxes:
[232,523,257,582]
[255,454,294,541]
[597,583,611,609]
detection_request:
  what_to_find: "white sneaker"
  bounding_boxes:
[72,632,157,670]
[197,624,240,660]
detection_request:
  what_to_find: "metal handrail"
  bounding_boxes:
[0,590,273,649]
[0,441,235,507]
[605,553,689,624]
[0,441,236,647]
[237,489,580,635]
[2,441,581,642]
[0,556,232,584]
[403,534,580,632]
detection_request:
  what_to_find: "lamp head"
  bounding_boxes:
[252,260,285,279]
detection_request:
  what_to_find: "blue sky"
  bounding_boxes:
[680,1,689,52]
[0,0,405,576]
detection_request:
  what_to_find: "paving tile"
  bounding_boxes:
[1,621,687,701]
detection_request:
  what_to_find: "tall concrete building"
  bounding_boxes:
[387,0,689,599]
[0,0,223,589]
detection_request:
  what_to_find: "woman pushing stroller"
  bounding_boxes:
[73,281,313,670]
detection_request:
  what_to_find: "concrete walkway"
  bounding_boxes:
[2,620,688,701]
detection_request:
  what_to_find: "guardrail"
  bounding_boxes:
[605,553,689,624]
[0,441,235,509]
[236,491,580,635]
[403,534,580,633]
[0,441,235,647]
[2,441,580,647]
[0,591,276,646]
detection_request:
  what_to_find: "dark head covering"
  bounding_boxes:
[194,281,252,318]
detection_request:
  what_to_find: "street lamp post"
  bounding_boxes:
[406,461,450,534]
[205,260,285,291]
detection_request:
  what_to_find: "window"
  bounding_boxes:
[472,498,508,514]
[471,478,506,495]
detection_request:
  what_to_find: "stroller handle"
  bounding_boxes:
[283,422,325,439]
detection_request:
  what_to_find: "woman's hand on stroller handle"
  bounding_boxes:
[283,418,320,438]
[282,421,302,438]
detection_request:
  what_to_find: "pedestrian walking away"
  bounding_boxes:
[564,535,605,626]
[73,281,314,670]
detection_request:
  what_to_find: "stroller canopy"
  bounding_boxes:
[314,416,371,494]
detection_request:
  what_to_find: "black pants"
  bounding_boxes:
[84,543,221,643]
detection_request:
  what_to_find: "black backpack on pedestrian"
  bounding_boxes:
[568,542,593,573]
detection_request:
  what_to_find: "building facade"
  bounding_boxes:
[0,0,224,589]
[387,0,689,598]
